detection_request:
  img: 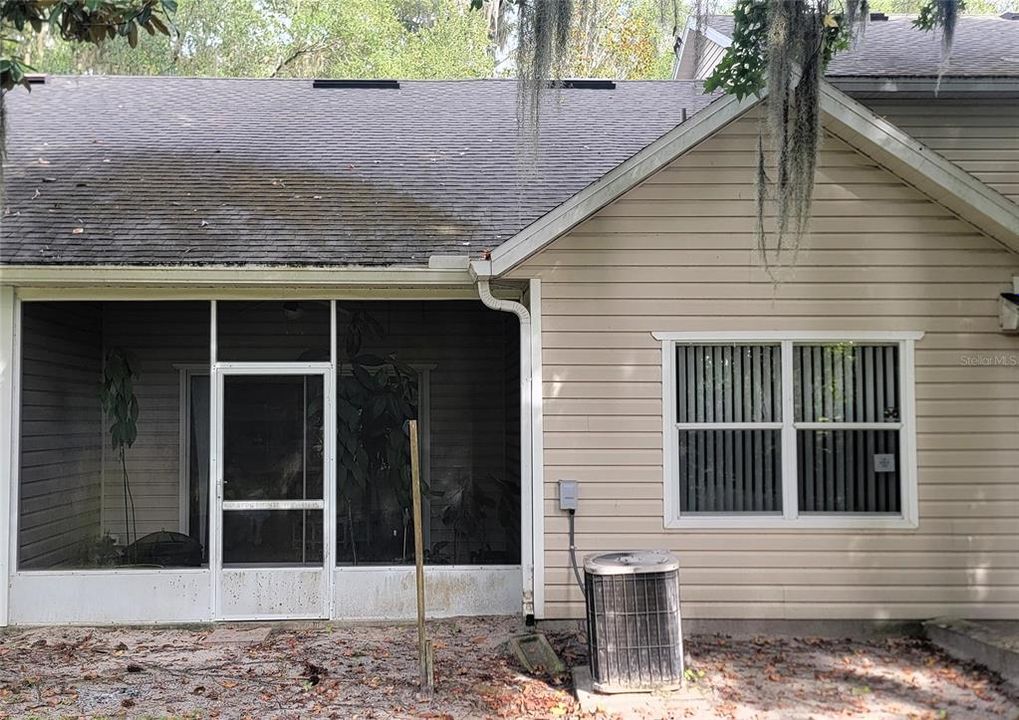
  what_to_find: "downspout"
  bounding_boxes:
[476,278,535,619]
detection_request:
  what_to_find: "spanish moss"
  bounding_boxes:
[516,0,575,127]
[704,0,961,275]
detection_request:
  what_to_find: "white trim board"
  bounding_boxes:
[830,77,1019,98]
[0,265,476,289]
[528,279,545,620]
[482,81,1019,278]
[0,288,16,626]
[684,16,732,49]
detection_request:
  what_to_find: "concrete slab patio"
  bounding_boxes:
[925,618,1019,689]
[0,617,1016,719]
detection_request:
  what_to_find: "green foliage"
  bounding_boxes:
[703,0,855,100]
[100,346,140,544]
[101,347,140,452]
[1,0,176,90]
[701,0,963,274]
[436,472,518,563]
[10,0,495,79]
[334,309,418,564]
[564,0,678,80]
[702,0,767,99]
[915,0,966,30]
[914,0,965,60]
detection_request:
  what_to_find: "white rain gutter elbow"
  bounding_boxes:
[476,279,535,618]
[477,279,530,325]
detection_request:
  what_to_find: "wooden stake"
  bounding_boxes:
[409,419,434,696]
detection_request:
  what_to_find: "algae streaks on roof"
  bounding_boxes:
[0,77,718,267]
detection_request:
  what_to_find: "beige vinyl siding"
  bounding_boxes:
[674,32,726,80]
[18,302,103,568]
[863,98,1019,203]
[508,114,1019,620]
[695,41,726,79]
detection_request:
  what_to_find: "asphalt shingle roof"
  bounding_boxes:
[827,15,1019,77]
[703,14,1019,77]
[0,77,717,267]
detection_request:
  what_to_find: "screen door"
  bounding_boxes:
[212,366,333,619]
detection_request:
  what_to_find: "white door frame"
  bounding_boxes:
[209,362,336,620]
[208,299,338,620]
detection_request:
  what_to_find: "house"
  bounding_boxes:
[0,16,1017,626]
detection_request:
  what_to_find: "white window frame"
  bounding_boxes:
[176,364,210,534]
[655,331,922,530]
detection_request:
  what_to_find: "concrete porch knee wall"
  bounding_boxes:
[8,567,521,625]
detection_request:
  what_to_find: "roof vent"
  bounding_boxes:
[869,12,888,21]
[547,79,616,90]
[312,79,400,89]
[1001,12,1019,20]
[25,74,46,85]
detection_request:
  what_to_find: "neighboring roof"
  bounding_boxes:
[0,76,717,267]
[482,80,1019,277]
[702,15,735,38]
[827,15,1019,77]
[680,14,1019,78]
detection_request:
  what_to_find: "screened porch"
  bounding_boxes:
[14,298,521,620]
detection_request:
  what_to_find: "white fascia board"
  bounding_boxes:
[0,264,474,287]
[684,16,732,48]
[671,25,691,80]
[830,76,1019,99]
[1,264,479,299]
[819,82,1019,254]
[488,91,756,276]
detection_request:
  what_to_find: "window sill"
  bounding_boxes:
[664,514,919,531]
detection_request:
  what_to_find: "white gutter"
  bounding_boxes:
[476,279,535,619]
[828,77,1019,98]
[0,264,475,288]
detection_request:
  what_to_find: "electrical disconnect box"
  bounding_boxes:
[559,480,578,511]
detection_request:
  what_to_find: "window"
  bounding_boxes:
[658,332,920,529]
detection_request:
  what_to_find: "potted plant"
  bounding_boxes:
[100,347,139,551]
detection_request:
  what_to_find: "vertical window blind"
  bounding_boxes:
[675,345,782,513]
[794,344,901,514]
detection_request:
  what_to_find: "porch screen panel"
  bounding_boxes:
[217,301,330,362]
[333,300,520,566]
[794,344,902,514]
[221,374,325,567]
[676,344,782,513]
[222,376,324,501]
[18,301,211,571]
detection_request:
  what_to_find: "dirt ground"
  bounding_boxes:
[0,616,1016,719]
